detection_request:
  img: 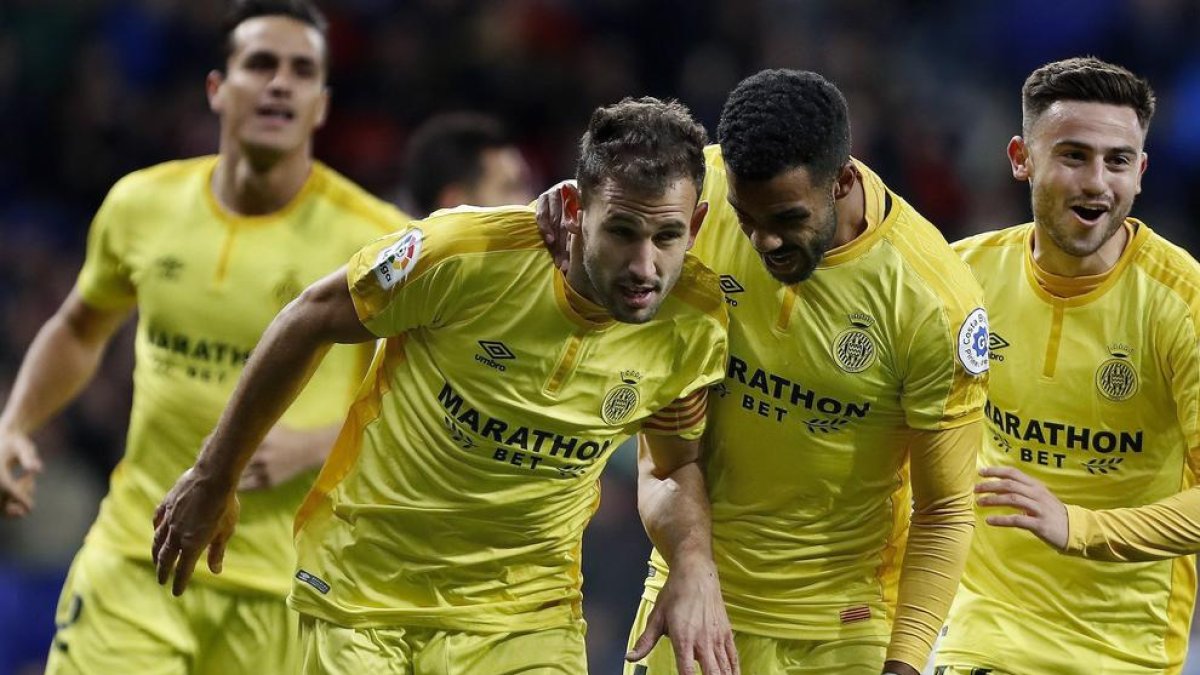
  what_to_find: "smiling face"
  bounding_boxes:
[1012,100,1147,262]
[725,164,840,285]
[207,15,329,164]
[565,177,706,324]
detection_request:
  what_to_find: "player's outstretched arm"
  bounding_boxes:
[0,290,131,517]
[979,463,1200,561]
[629,433,739,675]
[151,267,375,596]
[885,421,980,675]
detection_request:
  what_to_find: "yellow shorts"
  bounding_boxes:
[299,614,588,674]
[623,595,887,675]
[44,544,299,675]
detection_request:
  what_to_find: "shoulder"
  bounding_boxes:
[310,162,413,235]
[1130,222,1200,329]
[107,156,215,204]
[880,198,985,320]
[950,223,1032,265]
[663,254,728,331]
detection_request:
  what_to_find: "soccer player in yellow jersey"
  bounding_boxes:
[151,97,740,675]
[540,69,987,675]
[0,1,409,673]
[935,58,1200,675]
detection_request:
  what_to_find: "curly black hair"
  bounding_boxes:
[717,69,850,184]
[576,97,708,205]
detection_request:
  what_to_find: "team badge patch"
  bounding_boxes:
[957,308,990,375]
[601,372,641,425]
[1096,349,1138,402]
[832,313,877,373]
[373,228,423,290]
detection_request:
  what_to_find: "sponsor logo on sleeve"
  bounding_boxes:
[373,228,423,290]
[957,308,990,375]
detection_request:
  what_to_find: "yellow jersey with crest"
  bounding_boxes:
[941,221,1200,674]
[644,146,987,642]
[289,205,728,632]
[75,156,407,596]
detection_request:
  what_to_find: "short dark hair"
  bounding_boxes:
[219,0,329,69]
[1022,57,1156,133]
[717,69,851,184]
[406,112,511,216]
[576,97,707,205]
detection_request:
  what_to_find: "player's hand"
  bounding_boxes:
[881,661,921,675]
[0,429,43,518]
[152,465,240,596]
[976,466,1068,550]
[237,425,324,492]
[626,559,739,675]
[534,180,577,274]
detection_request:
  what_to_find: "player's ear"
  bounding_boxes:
[1008,136,1031,182]
[686,201,707,250]
[832,161,856,201]
[562,183,583,235]
[206,70,225,113]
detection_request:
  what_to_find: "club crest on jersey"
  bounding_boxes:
[832,314,877,374]
[957,308,989,376]
[601,371,642,425]
[1096,346,1138,402]
[373,228,423,290]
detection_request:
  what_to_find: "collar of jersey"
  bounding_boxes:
[553,271,615,330]
[1021,218,1150,307]
[203,156,323,226]
[818,158,895,268]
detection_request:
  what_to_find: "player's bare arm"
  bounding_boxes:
[0,290,132,517]
[151,267,373,595]
[630,432,739,675]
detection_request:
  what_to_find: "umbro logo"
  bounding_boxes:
[155,256,184,280]
[476,340,514,372]
[719,275,744,308]
[719,275,744,294]
[478,341,515,360]
[989,332,1009,362]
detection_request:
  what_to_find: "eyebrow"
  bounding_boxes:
[1054,139,1139,156]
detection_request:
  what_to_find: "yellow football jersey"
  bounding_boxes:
[941,221,1200,674]
[76,157,407,596]
[643,147,987,648]
[289,206,728,632]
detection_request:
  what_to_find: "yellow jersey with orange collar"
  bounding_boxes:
[643,147,987,656]
[76,156,407,596]
[289,205,728,631]
[940,221,1200,674]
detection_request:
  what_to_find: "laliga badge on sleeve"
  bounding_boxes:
[957,307,990,376]
[373,228,423,290]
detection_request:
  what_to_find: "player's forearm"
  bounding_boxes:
[637,434,715,572]
[886,422,980,669]
[1064,484,1200,562]
[886,507,974,668]
[0,295,124,435]
[640,458,714,567]
[194,304,333,487]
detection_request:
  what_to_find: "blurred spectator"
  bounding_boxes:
[402,111,534,216]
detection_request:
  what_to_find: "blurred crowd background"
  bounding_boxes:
[2,0,1200,673]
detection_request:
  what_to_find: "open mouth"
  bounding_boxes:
[256,105,295,122]
[763,247,801,270]
[1070,204,1109,224]
[619,285,657,309]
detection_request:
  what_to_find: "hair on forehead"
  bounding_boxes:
[576,97,708,206]
[219,0,328,70]
[1022,57,1156,134]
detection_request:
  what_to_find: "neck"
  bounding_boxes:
[832,169,867,248]
[1032,222,1129,277]
[211,142,313,216]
